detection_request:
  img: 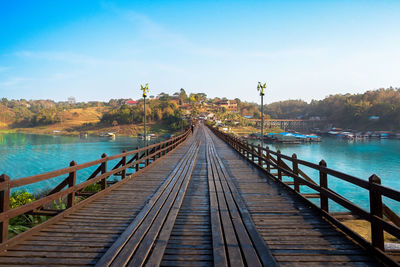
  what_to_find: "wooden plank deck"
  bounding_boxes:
[160,133,213,267]
[0,124,389,266]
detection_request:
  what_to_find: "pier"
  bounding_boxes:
[0,123,399,266]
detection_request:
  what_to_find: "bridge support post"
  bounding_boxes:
[122,150,127,179]
[292,154,300,192]
[101,153,107,190]
[319,160,329,212]
[0,174,9,243]
[277,150,282,181]
[369,174,384,251]
[67,161,77,208]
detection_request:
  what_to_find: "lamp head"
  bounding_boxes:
[141,83,149,98]
[257,82,266,96]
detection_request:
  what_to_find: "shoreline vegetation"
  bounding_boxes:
[1,88,400,139]
[8,183,104,238]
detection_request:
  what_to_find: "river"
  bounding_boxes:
[0,133,155,194]
[0,133,399,213]
[249,137,400,213]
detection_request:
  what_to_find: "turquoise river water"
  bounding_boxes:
[0,133,153,195]
[0,133,399,213]
[249,137,400,213]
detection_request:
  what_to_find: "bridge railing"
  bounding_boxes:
[208,125,400,264]
[0,128,191,250]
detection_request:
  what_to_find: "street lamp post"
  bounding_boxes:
[257,82,267,149]
[140,84,149,147]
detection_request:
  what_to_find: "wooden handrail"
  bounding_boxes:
[207,124,400,258]
[0,128,191,244]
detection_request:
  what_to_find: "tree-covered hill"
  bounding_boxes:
[263,87,400,130]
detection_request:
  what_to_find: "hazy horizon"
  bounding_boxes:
[1,86,399,105]
[1,1,399,104]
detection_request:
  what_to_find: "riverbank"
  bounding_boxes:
[0,121,181,138]
[0,106,183,137]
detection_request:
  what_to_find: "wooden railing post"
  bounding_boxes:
[0,174,10,243]
[266,146,271,173]
[135,147,139,172]
[319,160,329,212]
[257,144,262,167]
[292,154,300,192]
[101,153,107,190]
[67,161,77,208]
[277,150,282,181]
[122,150,127,179]
[146,147,150,167]
[151,146,156,162]
[251,145,255,162]
[369,174,384,251]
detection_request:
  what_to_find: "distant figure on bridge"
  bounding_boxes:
[191,124,194,134]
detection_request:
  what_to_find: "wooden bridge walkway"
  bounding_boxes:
[0,124,398,266]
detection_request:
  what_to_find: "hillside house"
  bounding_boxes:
[125,100,138,106]
[216,100,238,112]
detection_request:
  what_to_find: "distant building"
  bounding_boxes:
[216,100,238,112]
[156,92,168,99]
[68,97,76,104]
[125,100,138,106]
[172,92,180,99]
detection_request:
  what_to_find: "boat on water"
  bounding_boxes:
[380,132,389,139]
[326,128,395,140]
[274,133,301,144]
[341,132,355,140]
[271,132,321,143]
[138,133,156,140]
[99,132,116,138]
[247,132,321,143]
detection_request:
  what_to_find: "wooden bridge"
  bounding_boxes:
[0,123,399,266]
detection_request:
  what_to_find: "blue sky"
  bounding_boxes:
[0,0,399,103]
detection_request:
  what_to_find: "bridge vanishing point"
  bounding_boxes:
[0,123,399,266]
